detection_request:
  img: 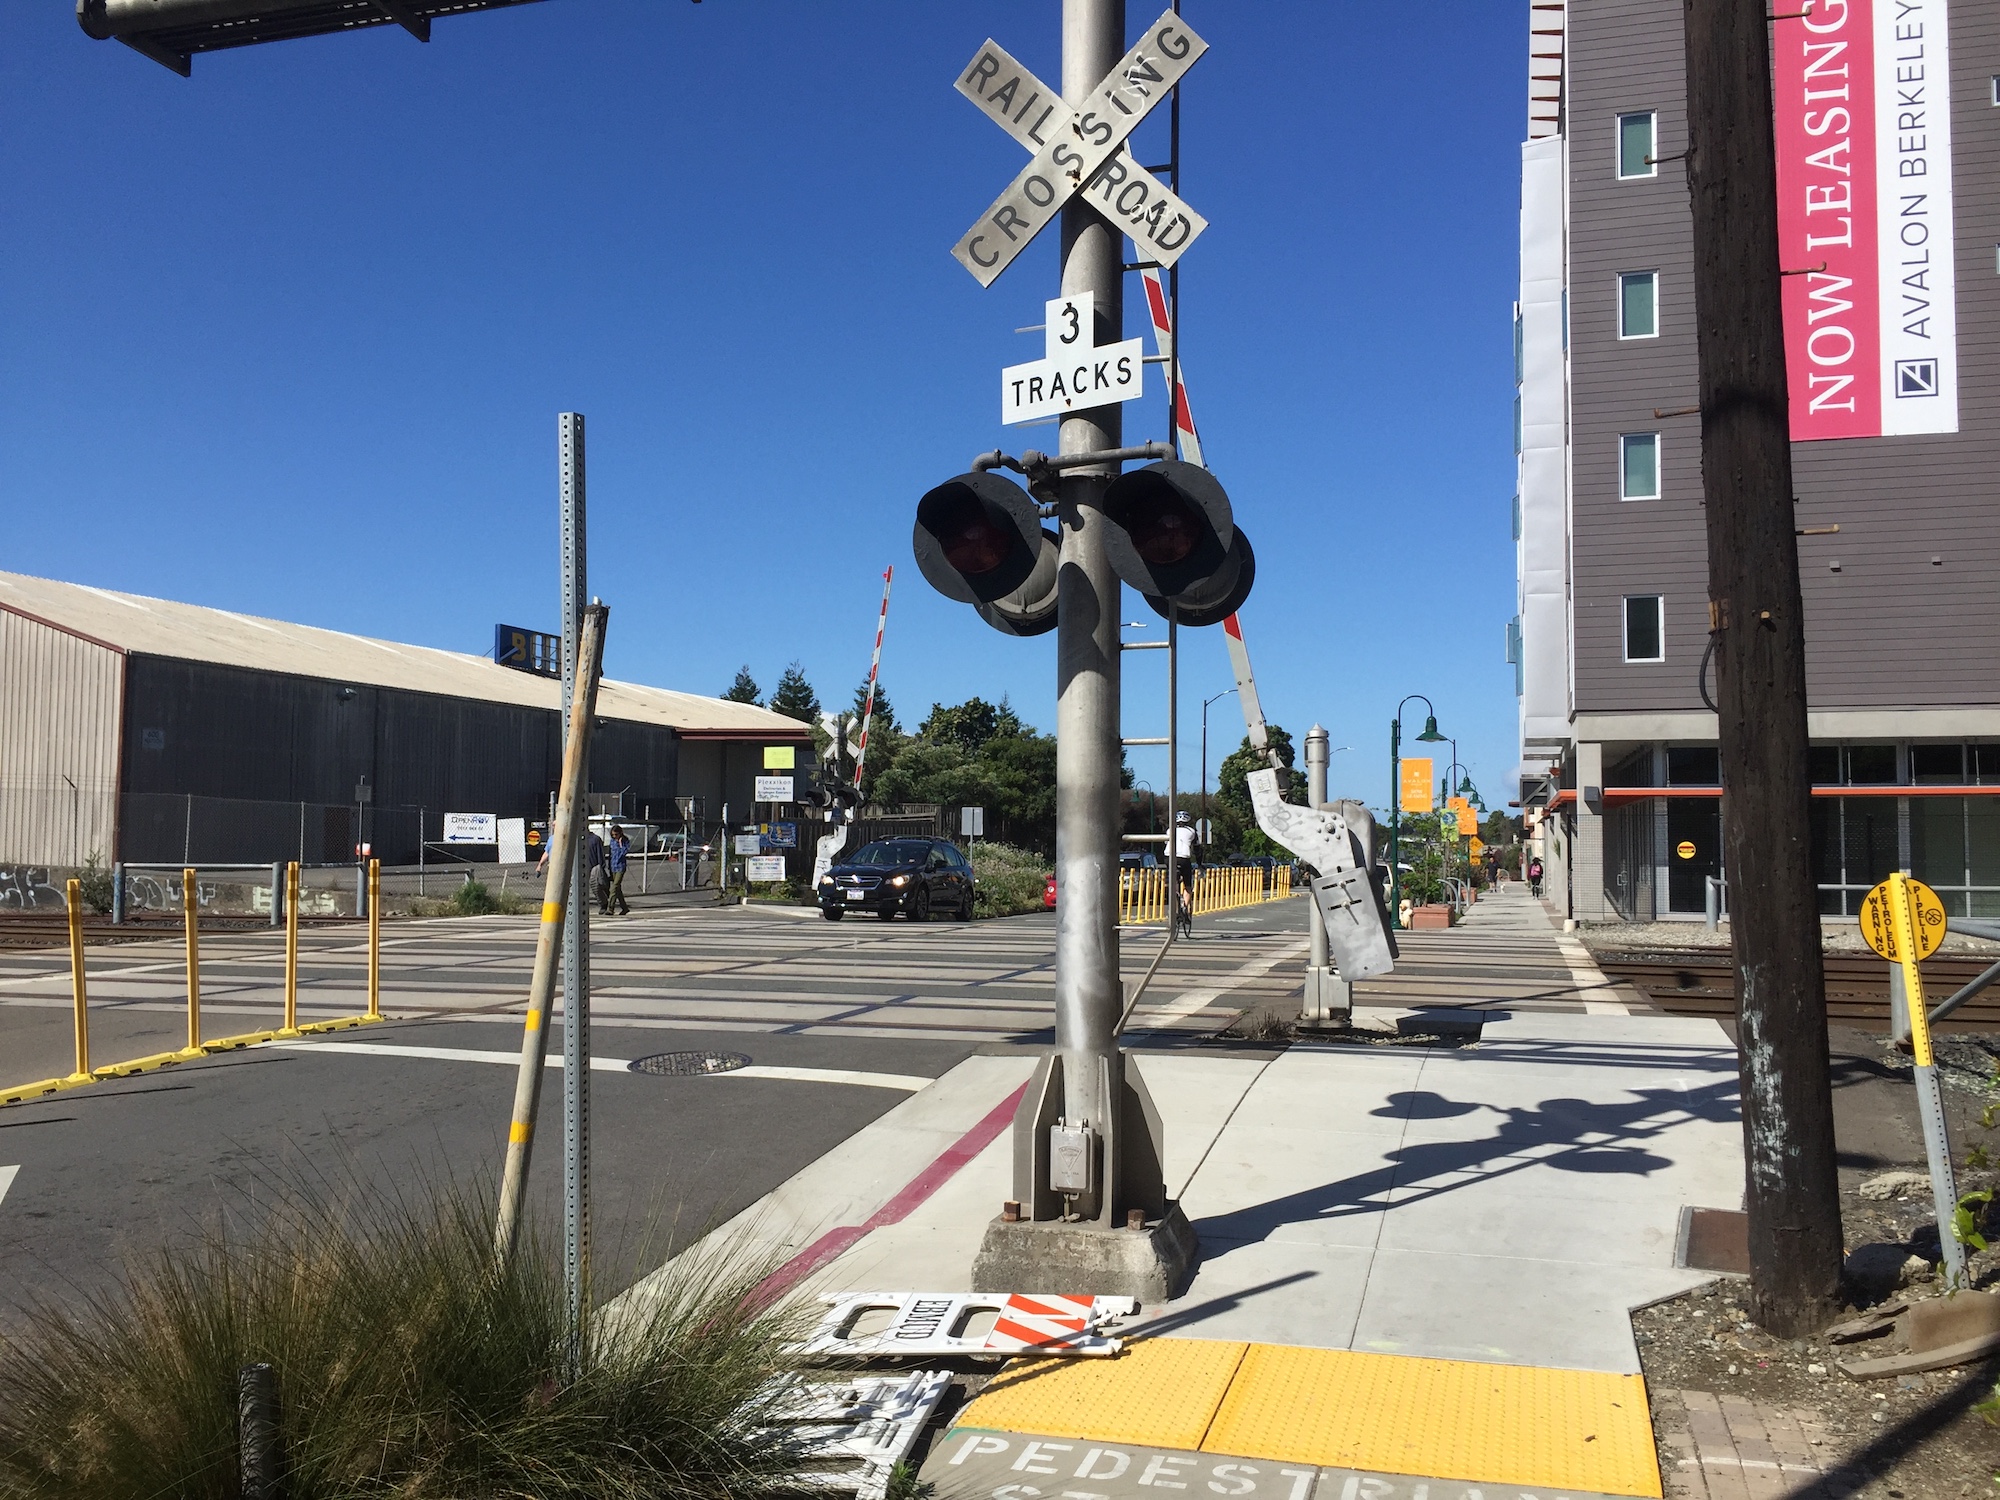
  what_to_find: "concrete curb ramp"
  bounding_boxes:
[925,1335,1661,1499]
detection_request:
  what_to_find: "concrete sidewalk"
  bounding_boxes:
[624,886,1743,1495]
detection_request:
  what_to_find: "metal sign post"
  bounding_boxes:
[558,412,593,1359]
[964,0,1205,1304]
[1870,874,1964,1286]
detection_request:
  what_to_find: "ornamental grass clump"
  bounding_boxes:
[0,1181,806,1500]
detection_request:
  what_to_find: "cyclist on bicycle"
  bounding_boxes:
[1172,811,1198,928]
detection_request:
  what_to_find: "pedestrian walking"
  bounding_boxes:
[1527,855,1544,897]
[606,824,632,915]
[535,826,606,911]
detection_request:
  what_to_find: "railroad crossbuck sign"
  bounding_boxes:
[952,11,1208,287]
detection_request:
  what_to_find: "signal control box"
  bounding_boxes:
[1048,1120,1096,1195]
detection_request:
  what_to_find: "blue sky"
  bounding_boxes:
[3,1,1525,815]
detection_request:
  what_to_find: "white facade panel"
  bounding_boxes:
[1517,131,1571,758]
[0,607,123,868]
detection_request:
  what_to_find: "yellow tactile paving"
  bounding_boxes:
[958,1337,1249,1452]
[1204,1344,1661,1498]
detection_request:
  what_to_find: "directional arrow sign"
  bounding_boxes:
[951,9,1207,288]
[956,37,1207,277]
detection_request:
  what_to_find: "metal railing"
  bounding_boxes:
[1118,864,1294,925]
[3,862,386,1108]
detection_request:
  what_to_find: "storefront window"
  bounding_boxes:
[1808,746,1841,785]
[1911,798,1968,913]
[1846,745,1899,784]
[1911,745,1965,784]
[1667,746,1719,785]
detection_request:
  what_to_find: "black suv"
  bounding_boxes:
[819,837,974,922]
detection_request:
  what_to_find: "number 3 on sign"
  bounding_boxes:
[1858,876,1946,962]
[1046,292,1091,362]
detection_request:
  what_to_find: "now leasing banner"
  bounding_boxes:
[1773,0,1957,439]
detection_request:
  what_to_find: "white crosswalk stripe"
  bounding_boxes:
[0,902,1316,1044]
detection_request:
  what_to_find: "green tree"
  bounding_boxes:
[768,661,820,723]
[853,679,897,736]
[920,697,1001,754]
[722,666,761,704]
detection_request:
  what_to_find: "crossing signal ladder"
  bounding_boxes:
[1118,863,1293,925]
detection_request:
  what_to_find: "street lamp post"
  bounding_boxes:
[1201,688,1237,861]
[1389,696,1446,928]
[1132,780,1155,836]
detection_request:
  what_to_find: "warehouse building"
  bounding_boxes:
[1511,0,2000,922]
[0,570,810,869]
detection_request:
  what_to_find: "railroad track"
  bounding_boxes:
[0,914,354,951]
[1598,950,2000,1032]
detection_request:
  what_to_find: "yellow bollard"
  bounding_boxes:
[367,858,381,1020]
[281,861,301,1036]
[179,868,203,1057]
[66,879,90,1082]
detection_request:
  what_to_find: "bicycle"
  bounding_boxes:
[1173,878,1194,940]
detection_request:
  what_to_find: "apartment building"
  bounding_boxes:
[1511,0,2000,922]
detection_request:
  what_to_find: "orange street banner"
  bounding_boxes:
[1456,805,1478,835]
[1400,758,1434,813]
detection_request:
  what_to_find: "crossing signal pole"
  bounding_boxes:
[918,1,1247,1297]
[1683,0,1844,1336]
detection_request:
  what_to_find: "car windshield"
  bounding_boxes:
[846,841,930,867]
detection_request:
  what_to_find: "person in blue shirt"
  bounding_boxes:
[606,825,632,916]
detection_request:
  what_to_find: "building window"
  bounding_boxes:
[1624,595,1664,662]
[1618,112,1657,178]
[1618,271,1659,339]
[1620,433,1661,500]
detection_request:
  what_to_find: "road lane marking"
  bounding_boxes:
[259,1040,931,1092]
[0,1165,16,1210]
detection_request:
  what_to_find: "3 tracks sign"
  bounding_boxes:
[950,10,1209,287]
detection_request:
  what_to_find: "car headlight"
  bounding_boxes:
[889,874,909,887]
[819,876,833,886]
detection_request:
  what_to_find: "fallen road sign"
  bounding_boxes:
[805,1291,1138,1358]
[760,1369,953,1500]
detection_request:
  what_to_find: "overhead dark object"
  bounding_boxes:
[1141,527,1255,628]
[77,0,550,75]
[1100,459,1235,601]
[913,472,1045,607]
[1416,716,1446,743]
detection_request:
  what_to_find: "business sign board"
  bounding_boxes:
[494,624,562,678]
[1774,0,1957,439]
[764,745,797,769]
[759,821,799,850]
[755,775,796,803]
[1398,759,1434,814]
[745,854,789,883]
[734,834,764,856]
[498,817,528,864]
[443,813,497,845]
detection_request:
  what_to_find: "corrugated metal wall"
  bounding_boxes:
[116,655,680,864]
[0,608,122,866]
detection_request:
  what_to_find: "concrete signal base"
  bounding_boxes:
[970,1050,1196,1301]
[972,1204,1198,1303]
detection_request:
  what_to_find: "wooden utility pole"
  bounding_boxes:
[1682,0,1844,1335]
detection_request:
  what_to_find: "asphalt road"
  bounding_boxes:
[0,897,1309,1318]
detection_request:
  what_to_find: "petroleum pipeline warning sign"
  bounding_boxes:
[1676,840,1697,860]
[1858,875,1946,961]
[1773,0,1958,438]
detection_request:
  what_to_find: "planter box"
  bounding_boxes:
[1409,904,1453,930]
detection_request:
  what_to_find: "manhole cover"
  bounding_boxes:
[627,1050,751,1077]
